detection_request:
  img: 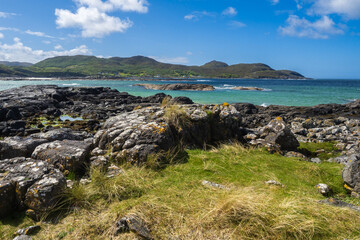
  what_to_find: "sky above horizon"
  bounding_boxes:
[1,0,360,78]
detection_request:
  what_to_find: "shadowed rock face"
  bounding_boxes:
[135,83,215,91]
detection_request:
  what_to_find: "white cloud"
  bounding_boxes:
[0,33,3,39]
[184,11,215,21]
[186,51,192,56]
[74,0,148,13]
[55,0,148,38]
[25,30,54,38]
[279,15,344,39]
[0,37,91,63]
[0,27,19,32]
[55,44,63,50]
[0,12,16,18]
[271,0,280,5]
[43,40,52,44]
[150,56,189,64]
[310,0,360,19]
[222,7,237,16]
[228,20,247,28]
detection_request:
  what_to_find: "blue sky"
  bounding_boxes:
[1,0,360,78]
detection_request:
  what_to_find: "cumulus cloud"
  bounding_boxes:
[0,37,91,63]
[222,7,237,16]
[279,15,344,39]
[184,11,215,21]
[310,0,360,19]
[150,56,189,64]
[55,0,148,38]
[74,0,148,13]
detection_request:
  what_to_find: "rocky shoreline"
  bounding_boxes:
[0,85,359,238]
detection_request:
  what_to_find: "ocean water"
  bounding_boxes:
[0,78,359,106]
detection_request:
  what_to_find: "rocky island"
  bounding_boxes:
[134,83,215,91]
[1,85,360,239]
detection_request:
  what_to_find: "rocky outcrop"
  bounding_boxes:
[0,157,66,218]
[95,104,243,164]
[0,85,187,136]
[135,83,215,91]
[232,86,264,91]
[342,155,360,194]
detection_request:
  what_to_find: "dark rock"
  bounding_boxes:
[30,128,92,141]
[24,171,66,213]
[0,157,66,217]
[114,214,152,239]
[0,181,15,217]
[32,140,93,174]
[261,117,299,151]
[170,96,194,105]
[319,198,360,212]
[0,137,48,159]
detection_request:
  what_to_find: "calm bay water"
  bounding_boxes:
[0,78,359,106]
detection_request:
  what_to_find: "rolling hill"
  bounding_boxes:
[0,55,306,79]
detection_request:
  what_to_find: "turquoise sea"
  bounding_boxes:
[0,78,359,106]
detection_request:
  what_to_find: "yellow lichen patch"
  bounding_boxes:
[344,184,353,191]
[276,116,283,121]
[133,105,142,111]
[222,102,229,107]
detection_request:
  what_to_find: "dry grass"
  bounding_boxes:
[2,143,360,239]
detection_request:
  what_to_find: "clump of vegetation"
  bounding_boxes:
[2,143,360,239]
[162,99,192,129]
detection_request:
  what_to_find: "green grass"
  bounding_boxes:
[298,142,341,160]
[1,143,360,239]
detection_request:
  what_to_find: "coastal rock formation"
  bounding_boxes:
[95,104,243,164]
[135,83,215,91]
[232,86,264,91]
[0,157,66,217]
[0,85,189,137]
[342,155,360,194]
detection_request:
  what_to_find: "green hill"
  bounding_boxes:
[1,55,306,79]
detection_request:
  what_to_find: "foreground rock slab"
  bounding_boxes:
[32,139,92,174]
[0,157,66,218]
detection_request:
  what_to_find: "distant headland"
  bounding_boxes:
[0,55,306,79]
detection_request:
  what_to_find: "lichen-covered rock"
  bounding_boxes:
[32,140,92,173]
[0,157,66,218]
[261,117,299,151]
[0,137,48,160]
[30,128,92,141]
[342,155,360,193]
[114,214,152,239]
[96,105,243,165]
[24,171,66,213]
